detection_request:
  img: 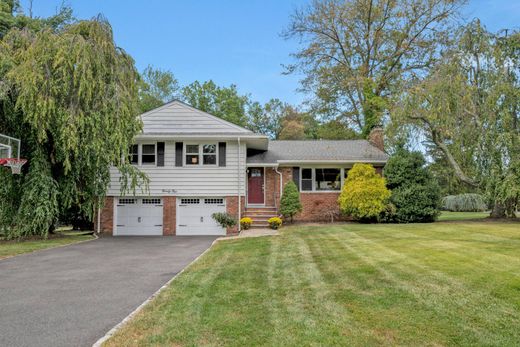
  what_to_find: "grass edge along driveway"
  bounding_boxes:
[104,221,520,347]
[0,232,94,260]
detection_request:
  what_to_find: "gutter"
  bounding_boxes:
[237,137,241,232]
[274,166,283,209]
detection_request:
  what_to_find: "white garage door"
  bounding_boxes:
[115,198,163,236]
[177,198,226,236]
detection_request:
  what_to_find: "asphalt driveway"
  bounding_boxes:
[0,236,217,347]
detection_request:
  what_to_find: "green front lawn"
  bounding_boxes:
[105,221,520,347]
[0,232,94,259]
[438,211,490,221]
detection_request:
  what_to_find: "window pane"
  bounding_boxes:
[315,168,341,191]
[302,168,312,179]
[203,144,216,154]
[186,154,199,165]
[344,169,349,179]
[142,144,155,155]
[301,179,313,191]
[142,155,155,164]
[186,145,199,154]
[203,154,216,165]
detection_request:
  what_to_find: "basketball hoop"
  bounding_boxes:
[3,158,27,174]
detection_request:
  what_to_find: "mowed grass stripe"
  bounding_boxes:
[104,221,520,347]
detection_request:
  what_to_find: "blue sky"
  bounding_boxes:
[21,0,520,106]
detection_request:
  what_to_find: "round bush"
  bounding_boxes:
[384,148,441,223]
[338,163,391,221]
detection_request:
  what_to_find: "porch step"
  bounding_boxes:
[245,207,278,213]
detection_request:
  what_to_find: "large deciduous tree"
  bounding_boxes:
[284,0,464,136]
[138,65,179,113]
[393,21,520,218]
[0,15,145,238]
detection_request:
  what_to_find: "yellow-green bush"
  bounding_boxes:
[240,217,253,230]
[338,163,391,221]
[268,217,282,230]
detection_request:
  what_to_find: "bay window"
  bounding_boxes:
[300,168,346,192]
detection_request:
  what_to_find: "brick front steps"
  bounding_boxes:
[243,206,279,228]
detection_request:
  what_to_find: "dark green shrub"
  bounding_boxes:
[441,193,487,212]
[280,181,302,223]
[211,212,236,229]
[385,148,441,223]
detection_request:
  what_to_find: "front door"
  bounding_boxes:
[248,167,264,205]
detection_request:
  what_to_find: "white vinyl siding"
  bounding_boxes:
[108,140,246,196]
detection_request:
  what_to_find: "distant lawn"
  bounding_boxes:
[438,211,490,221]
[0,232,94,260]
[105,221,520,347]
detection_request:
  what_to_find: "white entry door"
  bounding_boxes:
[176,198,226,236]
[115,198,163,236]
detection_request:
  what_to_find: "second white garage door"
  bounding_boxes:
[177,198,226,236]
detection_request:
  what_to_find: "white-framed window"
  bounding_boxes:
[119,198,137,205]
[128,144,138,165]
[300,168,345,192]
[142,198,162,205]
[141,144,157,165]
[185,143,218,166]
[204,198,224,205]
[180,198,200,204]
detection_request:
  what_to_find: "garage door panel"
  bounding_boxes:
[116,198,163,236]
[176,198,226,236]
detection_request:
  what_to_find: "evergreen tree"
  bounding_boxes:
[280,181,302,223]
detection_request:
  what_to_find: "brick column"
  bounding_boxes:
[226,196,245,235]
[99,196,114,235]
[163,196,176,236]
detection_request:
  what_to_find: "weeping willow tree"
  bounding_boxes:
[0,16,146,238]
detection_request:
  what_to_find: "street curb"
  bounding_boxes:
[92,238,220,347]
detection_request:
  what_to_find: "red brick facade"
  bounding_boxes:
[163,196,176,235]
[226,196,245,234]
[98,196,114,235]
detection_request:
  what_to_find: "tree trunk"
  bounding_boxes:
[490,201,506,219]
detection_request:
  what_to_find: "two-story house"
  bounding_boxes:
[98,100,388,236]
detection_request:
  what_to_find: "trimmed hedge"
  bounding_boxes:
[441,194,487,212]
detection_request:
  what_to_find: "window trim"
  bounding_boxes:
[140,143,158,166]
[183,142,218,167]
[299,167,347,193]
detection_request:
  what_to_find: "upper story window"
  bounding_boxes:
[129,144,138,165]
[185,143,217,166]
[141,144,156,165]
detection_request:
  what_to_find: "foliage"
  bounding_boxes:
[267,217,282,230]
[392,21,520,218]
[317,120,360,140]
[385,148,441,223]
[181,80,250,127]
[138,65,179,113]
[240,217,252,230]
[211,212,236,229]
[338,163,390,221]
[284,0,463,136]
[278,106,318,140]
[279,119,305,140]
[441,194,488,212]
[279,181,302,223]
[0,13,145,238]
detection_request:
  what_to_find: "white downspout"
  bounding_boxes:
[237,137,242,232]
[97,205,101,234]
[274,166,283,210]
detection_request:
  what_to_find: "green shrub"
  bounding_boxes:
[338,163,391,221]
[211,212,236,229]
[279,181,302,223]
[240,217,253,230]
[385,148,440,223]
[268,217,282,229]
[441,193,487,212]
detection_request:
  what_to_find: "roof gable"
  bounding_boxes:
[140,100,253,135]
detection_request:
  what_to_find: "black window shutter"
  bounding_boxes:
[292,167,300,191]
[175,142,183,167]
[218,142,226,167]
[157,142,165,166]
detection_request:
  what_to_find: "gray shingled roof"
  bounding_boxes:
[247,140,388,164]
